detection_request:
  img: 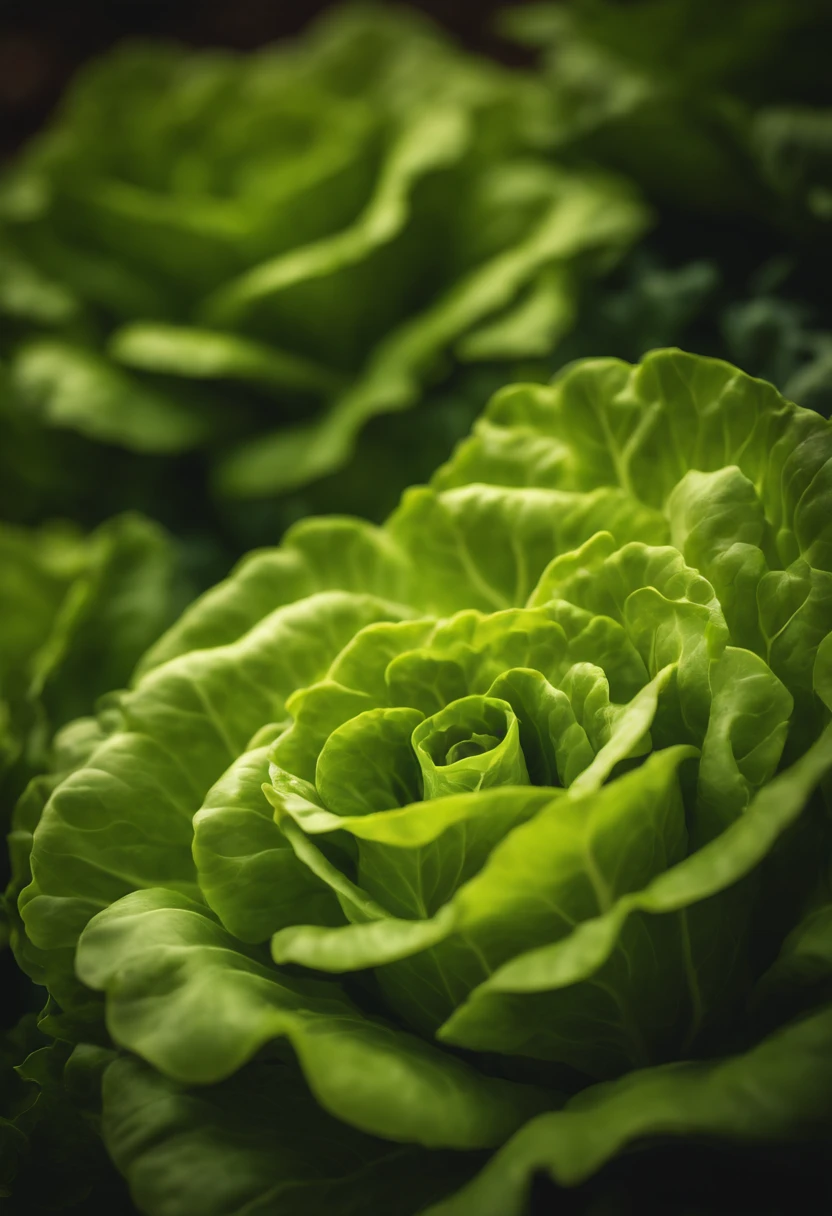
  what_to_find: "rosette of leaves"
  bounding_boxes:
[0,3,645,546]
[6,349,832,1214]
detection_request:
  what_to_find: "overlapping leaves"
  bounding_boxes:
[8,350,832,1214]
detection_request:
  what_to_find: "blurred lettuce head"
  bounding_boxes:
[0,512,186,803]
[0,3,645,521]
[8,349,832,1214]
[506,0,832,225]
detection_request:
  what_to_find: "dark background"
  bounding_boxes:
[0,0,531,162]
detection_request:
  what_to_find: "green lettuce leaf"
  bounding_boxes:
[102,1054,479,1216]
[424,1002,832,1216]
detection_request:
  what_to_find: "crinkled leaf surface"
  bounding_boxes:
[10,350,832,1216]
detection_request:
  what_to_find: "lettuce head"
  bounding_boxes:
[506,0,832,227]
[4,348,831,1213]
[0,4,645,545]
[502,0,832,427]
